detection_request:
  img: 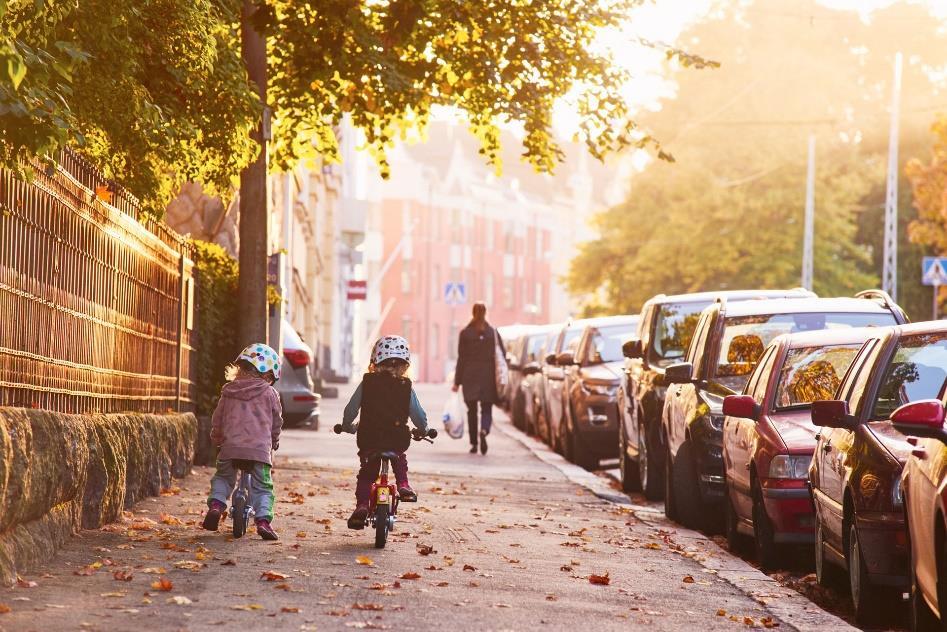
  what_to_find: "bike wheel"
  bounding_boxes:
[232,494,247,538]
[374,505,389,549]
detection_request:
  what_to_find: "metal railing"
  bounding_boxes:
[0,149,195,414]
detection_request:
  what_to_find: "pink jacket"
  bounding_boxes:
[210,378,283,465]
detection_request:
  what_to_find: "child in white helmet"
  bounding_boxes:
[201,343,283,540]
[339,335,429,530]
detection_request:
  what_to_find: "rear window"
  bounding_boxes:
[526,333,549,362]
[871,331,947,420]
[650,301,709,367]
[774,343,864,409]
[716,312,896,391]
[588,323,637,364]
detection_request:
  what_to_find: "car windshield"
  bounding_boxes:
[871,331,947,420]
[650,301,709,367]
[588,323,636,364]
[526,333,549,362]
[561,327,583,354]
[774,343,864,410]
[716,312,896,391]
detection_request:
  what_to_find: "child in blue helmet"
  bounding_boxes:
[339,335,429,529]
[201,343,283,540]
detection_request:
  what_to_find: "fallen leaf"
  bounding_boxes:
[494,603,512,608]
[174,560,205,572]
[73,565,97,576]
[100,591,126,598]
[416,544,436,556]
[232,604,264,611]
[150,577,173,592]
[682,575,695,584]
[0,605,10,614]
[296,531,307,538]
[260,570,290,581]
[560,566,573,572]
[462,564,477,572]
[168,595,193,606]
[546,594,557,601]
[159,513,184,526]
[399,572,421,580]
[435,582,449,587]
[761,617,779,628]
[281,606,300,613]
[744,617,755,626]
[221,560,237,566]
[356,555,374,566]
[274,583,292,591]
[141,567,167,574]
[589,572,611,586]
[352,603,384,611]
[16,576,37,588]
[717,609,727,616]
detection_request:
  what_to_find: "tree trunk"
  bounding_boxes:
[238,0,269,346]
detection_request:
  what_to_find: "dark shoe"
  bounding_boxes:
[398,486,417,502]
[480,431,488,455]
[469,444,478,454]
[348,507,369,530]
[201,501,226,531]
[255,519,278,540]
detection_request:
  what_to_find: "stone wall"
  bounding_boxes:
[0,408,196,584]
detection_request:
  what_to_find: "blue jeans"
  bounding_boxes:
[207,459,275,521]
[466,400,493,442]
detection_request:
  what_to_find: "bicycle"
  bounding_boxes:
[334,424,437,548]
[229,459,257,538]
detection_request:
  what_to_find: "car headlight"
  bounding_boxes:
[768,455,811,480]
[583,382,617,396]
[707,414,725,431]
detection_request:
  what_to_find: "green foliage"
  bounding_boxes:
[191,240,240,416]
[263,0,712,178]
[906,115,947,314]
[0,0,258,214]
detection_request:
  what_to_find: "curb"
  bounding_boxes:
[494,415,859,632]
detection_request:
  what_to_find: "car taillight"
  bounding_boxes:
[284,348,310,369]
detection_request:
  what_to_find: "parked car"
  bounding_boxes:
[617,288,817,499]
[541,321,590,454]
[509,325,558,432]
[526,326,562,441]
[721,327,877,569]
[560,315,640,469]
[663,294,905,532]
[810,321,947,623]
[276,320,321,428]
[890,369,947,630]
[498,324,530,410]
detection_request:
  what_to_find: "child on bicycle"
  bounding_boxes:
[201,343,283,540]
[339,335,429,529]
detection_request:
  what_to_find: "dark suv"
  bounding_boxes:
[662,294,906,531]
[618,289,816,499]
[561,315,639,469]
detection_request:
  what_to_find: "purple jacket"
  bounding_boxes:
[211,378,283,465]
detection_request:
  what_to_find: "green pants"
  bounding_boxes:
[207,460,275,521]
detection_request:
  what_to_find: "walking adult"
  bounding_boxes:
[452,302,506,454]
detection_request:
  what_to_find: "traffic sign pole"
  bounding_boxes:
[935,283,940,320]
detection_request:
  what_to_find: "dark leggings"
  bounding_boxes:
[466,400,493,443]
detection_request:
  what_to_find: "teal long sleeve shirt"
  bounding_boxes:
[341,382,428,433]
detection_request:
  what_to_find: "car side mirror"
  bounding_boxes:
[545,353,558,366]
[557,351,576,366]
[723,394,760,421]
[522,362,542,376]
[811,400,857,429]
[891,399,947,441]
[507,353,521,371]
[622,339,643,360]
[665,362,694,384]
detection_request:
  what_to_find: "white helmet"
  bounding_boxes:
[236,343,282,381]
[372,335,411,365]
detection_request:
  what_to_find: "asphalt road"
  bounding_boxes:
[1,383,856,631]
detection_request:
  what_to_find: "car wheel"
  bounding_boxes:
[725,481,749,555]
[752,481,779,571]
[558,410,572,459]
[619,424,641,493]
[815,521,842,588]
[571,425,598,471]
[670,439,705,530]
[911,547,939,632]
[849,521,882,624]
[640,416,664,501]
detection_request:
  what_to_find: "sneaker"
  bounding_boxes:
[469,444,478,454]
[255,518,279,540]
[479,430,488,455]
[348,506,369,530]
[201,501,226,531]
[398,485,417,502]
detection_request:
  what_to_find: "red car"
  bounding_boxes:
[722,328,875,569]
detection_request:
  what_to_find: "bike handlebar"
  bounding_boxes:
[333,424,344,434]
[334,424,436,441]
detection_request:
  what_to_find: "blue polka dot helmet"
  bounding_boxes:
[371,335,411,365]
[236,343,282,381]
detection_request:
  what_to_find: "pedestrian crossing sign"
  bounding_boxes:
[922,257,947,286]
[444,282,467,306]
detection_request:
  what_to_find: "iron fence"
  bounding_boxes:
[0,149,196,414]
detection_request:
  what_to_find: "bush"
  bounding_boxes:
[190,240,240,416]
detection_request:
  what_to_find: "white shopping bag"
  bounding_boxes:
[442,390,466,440]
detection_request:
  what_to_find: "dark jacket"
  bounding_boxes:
[454,322,505,403]
[354,372,413,453]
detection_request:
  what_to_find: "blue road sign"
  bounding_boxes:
[922,257,947,286]
[444,282,467,306]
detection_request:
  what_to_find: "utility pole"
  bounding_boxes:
[801,135,816,291]
[882,52,903,300]
[237,0,269,346]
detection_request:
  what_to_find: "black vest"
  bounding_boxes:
[357,372,412,453]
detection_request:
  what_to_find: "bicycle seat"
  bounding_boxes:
[379,451,400,461]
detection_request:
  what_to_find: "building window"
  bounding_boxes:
[433,264,441,302]
[402,316,412,342]
[486,220,494,251]
[503,221,514,253]
[502,279,514,309]
[484,273,494,307]
[535,282,544,309]
[431,324,440,358]
[449,324,458,360]
[401,268,411,294]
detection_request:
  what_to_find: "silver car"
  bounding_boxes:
[276,320,321,428]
